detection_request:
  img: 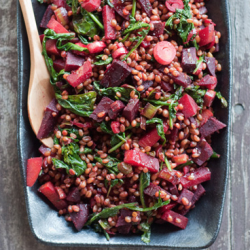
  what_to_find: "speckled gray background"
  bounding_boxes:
[1,0,250,249]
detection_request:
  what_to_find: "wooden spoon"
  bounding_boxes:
[19,0,54,148]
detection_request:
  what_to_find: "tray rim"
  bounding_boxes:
[16,0,232,248]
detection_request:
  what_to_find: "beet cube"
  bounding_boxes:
[139,124,168,148]
[54,7,69,26]
[199,25,215,47]
[113,0,130,20]
[200,116,226,137]
[27,157,43,187]
[158,169,180,185]
[158,202,177,214]
[203,90,216,107]
[197,74,217,90]
[45,98,58,113]
[178,94,199,118]
[66,61,92,87]
[149,21,164,37]
[193,138,214,166]
[40,5,54,29]
[103,5,116,40]
[80,0,101,12]
[70,204,89,231]
[117,224,132,234]
[200,109,213,127]
[108,100,125,119]
[124,150,159,173]
[53,59,65,72]
[37,111,58,139]
[122,98,139,122]
[205,56,216,76]
[66,187,81,203]
[161,210,188,229]
[169,184,179,196]
[112,47,128,59]
[100,60,132,87]
[138,0,152,17]
[53,0,66,8]
[177,188,194,205]
[180,166,211,188]
[161,81,174,92]
[168,126,179,142]
[168,72,192,88]
[47,17,69,33]
[144,183,169,198]
[139,80,154,93]
[38,182,68,210]
[181,47,197,74]
[87,41,106,54]
[111,121,121,134]
[192,184,206,205]
[90,97,114,122]
[46,39,60,56]
[116,209,133,227]
[65,52,85,72]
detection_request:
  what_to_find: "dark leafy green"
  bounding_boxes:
[140,222,151,244]
[37,0,43,3]
[145,118,167,144]
[98,220,111,241]
[175,160,194,170]
[139,172,150,208]
[56,39,89,52]
[72,0,79,15]
[78,35,92,44]
[164,153,172,171]
[55,91,96,117]
[94,54,113,66]
[105,179,124,196]
[87,11,104,30]
[210,151,220,159]
[109,133,132,153]
[165,0,198,49]
[94,82,140,102]
[94,155,120,174]
[106,0,114,8]
[193,55,205,74]
[216,91,228,108]
[52,143,87,176]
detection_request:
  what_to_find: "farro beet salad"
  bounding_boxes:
[27,0,227,243]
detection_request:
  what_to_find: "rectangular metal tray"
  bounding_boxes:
[17,0,231,248]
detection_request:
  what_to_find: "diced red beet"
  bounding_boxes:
[158,169,180,185]
[205,57,216,76]
[161,210,188,229]
[112,47,128,59]
[65,52,85,72]
[72,42,89,57]
[47,17,69,33]
[108,100,125,119]
[167,72,192,88]
[100,60,131,87]
[40,5,54,28]
[55,186,67,200]
[139,80,154,93]
[138,0,152,16]
[183,166,190,175]
[66,61,92,87]
[124,150,159,173]
[117,224,132,234]
[46,98,59,113]
[172,154,189,165]
[177,188,194,205]
[90,97,114,122]
[181,47,197,74]
[149,21,165,37]
[192,138,213,166]
[200,116,226,137]
[197,75,217,90]
[165,0,184,12]
[199,6,208,15]
[203,90,216,107]
[204,38,215,50]
[161,81,174,92]
[37,111,58,139]
[53,59,65,72]
[54,7,69,26]
[71,121,93,129]
[46,39,60,56]
[38,181,68,210]
[199,25,215,47]
[53,0,66,7]
[144,183,168,198]
[103,5,116,40]
[141,40,151,48]
[66,187,81,203]
[139,124,168,148]
[116,209,133,227]
[158,202,177,214]
[111,121,121,134]
[155,145,163,158]
[178,94,199,118]
[169,126,179,142]
[122,98,139,122]
[40,34,45,44]
[26,157,43,187]
[189,116,200,128]
[81,0,101,12]
[70,204,89,231]
[113,0,130,20]
[169,184,179,196]
[200,109,213,126]
[87,41,106,54]
[39,145,51,156]
[180,166,211,188]
[192,184,206,204]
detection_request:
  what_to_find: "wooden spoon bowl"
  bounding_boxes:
[19,0,54,147]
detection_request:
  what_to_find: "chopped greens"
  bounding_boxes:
[139,172,150,208]
[94,54,113,66]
